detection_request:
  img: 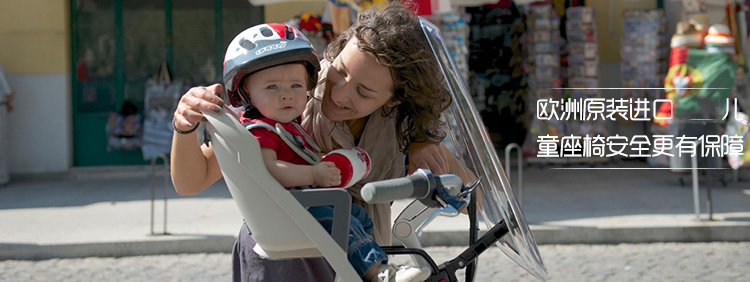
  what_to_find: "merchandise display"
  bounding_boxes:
[656,29,739,125]
[652,2,744,171]
[440,11,470,85]
[704,23,737,54]
[270,1,747,169]
[670,21,704,48]
[284,12,335,55]
[621,9,669,98]
[565,6,608,144]
[565,6,598,97]
[521,4,563,157]
[621,9,669,167]
[523,5,609,162]
[526,5,562,100]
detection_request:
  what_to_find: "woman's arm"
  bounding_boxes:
[407,141,449,175]
[441,143,477,183]
[408,141,451,175]
[170,131,223,195]
[170,84,226,195]
[408,141,476,182]
[260,148,341,188]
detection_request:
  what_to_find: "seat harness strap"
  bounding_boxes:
[243,121,321,165]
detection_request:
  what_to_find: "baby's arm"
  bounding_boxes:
[260,148,341,187]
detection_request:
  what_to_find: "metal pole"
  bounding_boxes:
[691,151,700,221]
[150,153,170,235]
[706,173,713,221]
[162,153,169,234]
[150,156,157,234]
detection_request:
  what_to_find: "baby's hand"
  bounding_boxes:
[313,161,341,187]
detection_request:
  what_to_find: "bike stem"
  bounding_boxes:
[466,188,478,281]
[434,219,509,282]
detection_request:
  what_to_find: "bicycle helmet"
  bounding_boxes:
[223,23,321,108]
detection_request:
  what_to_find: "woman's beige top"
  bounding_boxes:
[302,60,405,245]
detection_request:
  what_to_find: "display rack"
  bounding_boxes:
[439,11,471,86]
[523,5,609,166]
[522,4,564,159]
[620,9,669,100]
[527,5,562,101]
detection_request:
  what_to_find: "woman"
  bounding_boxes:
[171,2,453,281]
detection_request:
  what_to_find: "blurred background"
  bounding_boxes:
[0,0,747,178]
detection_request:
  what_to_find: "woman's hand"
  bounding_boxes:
[173,84,225,132]
[408,141,449,175]
[313,161,342,187]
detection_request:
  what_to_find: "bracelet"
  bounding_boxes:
[172,118,199,134]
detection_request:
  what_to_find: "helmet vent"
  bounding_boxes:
[240,39,255,50]
[261,28,273,37]
[285,26,295,40]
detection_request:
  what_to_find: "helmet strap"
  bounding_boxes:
[237,86,253,109]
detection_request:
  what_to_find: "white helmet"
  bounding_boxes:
[223,23,320,107]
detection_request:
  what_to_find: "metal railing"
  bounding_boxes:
[690,149,714,221]
[150,153,170,235]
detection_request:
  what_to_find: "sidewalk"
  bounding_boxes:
[1,160,749,260]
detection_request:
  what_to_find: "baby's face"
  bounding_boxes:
[242,64,308,123]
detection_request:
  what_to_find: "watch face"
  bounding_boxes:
[420,18,547,281]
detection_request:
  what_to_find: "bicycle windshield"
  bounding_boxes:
[420,17,547,281]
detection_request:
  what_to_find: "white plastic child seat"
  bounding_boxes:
[203,108,361,281]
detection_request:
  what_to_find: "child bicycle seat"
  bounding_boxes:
[202,107,361,282]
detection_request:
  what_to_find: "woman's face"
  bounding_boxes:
[321,37,398,122]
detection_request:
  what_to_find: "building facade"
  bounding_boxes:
[0,0,323,174]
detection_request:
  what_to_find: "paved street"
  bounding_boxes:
[1,242,748,281]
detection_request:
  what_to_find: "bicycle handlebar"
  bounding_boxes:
[362,170,433,204]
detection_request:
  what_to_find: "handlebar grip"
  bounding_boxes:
[361,173,431,203]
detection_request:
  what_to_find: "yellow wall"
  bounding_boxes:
[0,0,660,72]
[587,0,657,63]
[264,1,327,24]
[0,0,69,75]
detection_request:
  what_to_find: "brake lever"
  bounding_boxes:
[456,176,483,199]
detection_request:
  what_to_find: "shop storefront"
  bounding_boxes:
[0,0,747,175]
[71,0,263,166]
[412,0,748,171]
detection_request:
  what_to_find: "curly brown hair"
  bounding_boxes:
[323,1,452,153]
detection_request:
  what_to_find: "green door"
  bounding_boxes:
[71,0,262,166]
